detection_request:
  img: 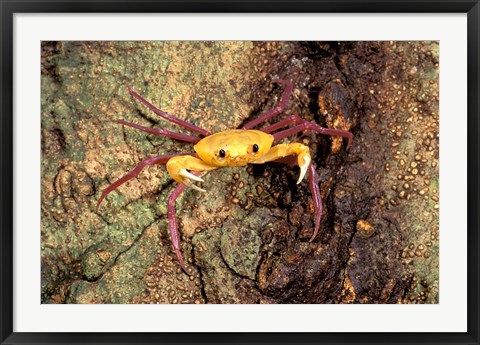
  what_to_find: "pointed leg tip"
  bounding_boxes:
[176,253,192,275]
[96,199,103,212]
[180,263,190,274]
[347,136,353,149]
[309,221,321,242]
[182,266,193,276]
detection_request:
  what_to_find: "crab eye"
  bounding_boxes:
[253,144,259,153]
[219,149,226,158]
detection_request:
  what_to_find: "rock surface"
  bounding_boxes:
[41,41,439,304]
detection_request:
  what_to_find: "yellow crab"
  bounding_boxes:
[97,80,352,272]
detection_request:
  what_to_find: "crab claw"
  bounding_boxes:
[166,155,217,192]
[297,154,311,184]
[179,168,204,183]
[177,169,206,192]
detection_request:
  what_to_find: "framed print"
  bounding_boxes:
[1,1,479,345]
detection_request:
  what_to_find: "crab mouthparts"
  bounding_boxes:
[226,155,249,166]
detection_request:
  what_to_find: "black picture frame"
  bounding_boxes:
[1,1,478,344]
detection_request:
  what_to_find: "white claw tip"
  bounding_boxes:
[179,169,204,183]
[190,184,207,193]
[297,155,311,184]
[183,179,207,193]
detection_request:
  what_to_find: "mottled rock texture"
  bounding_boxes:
[41,41,438,304]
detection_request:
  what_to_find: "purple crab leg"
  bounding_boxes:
[260,115,351,240]
[126,84,211,137]
[242,80,293,130]
[167,169,203,273]
[260,114,304,134]
[167,183,188,272]
[117,119,200,143]
[307,162,322,242]
[96,153,196,210]
[272,156,323,241]
[271,119,353,149]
